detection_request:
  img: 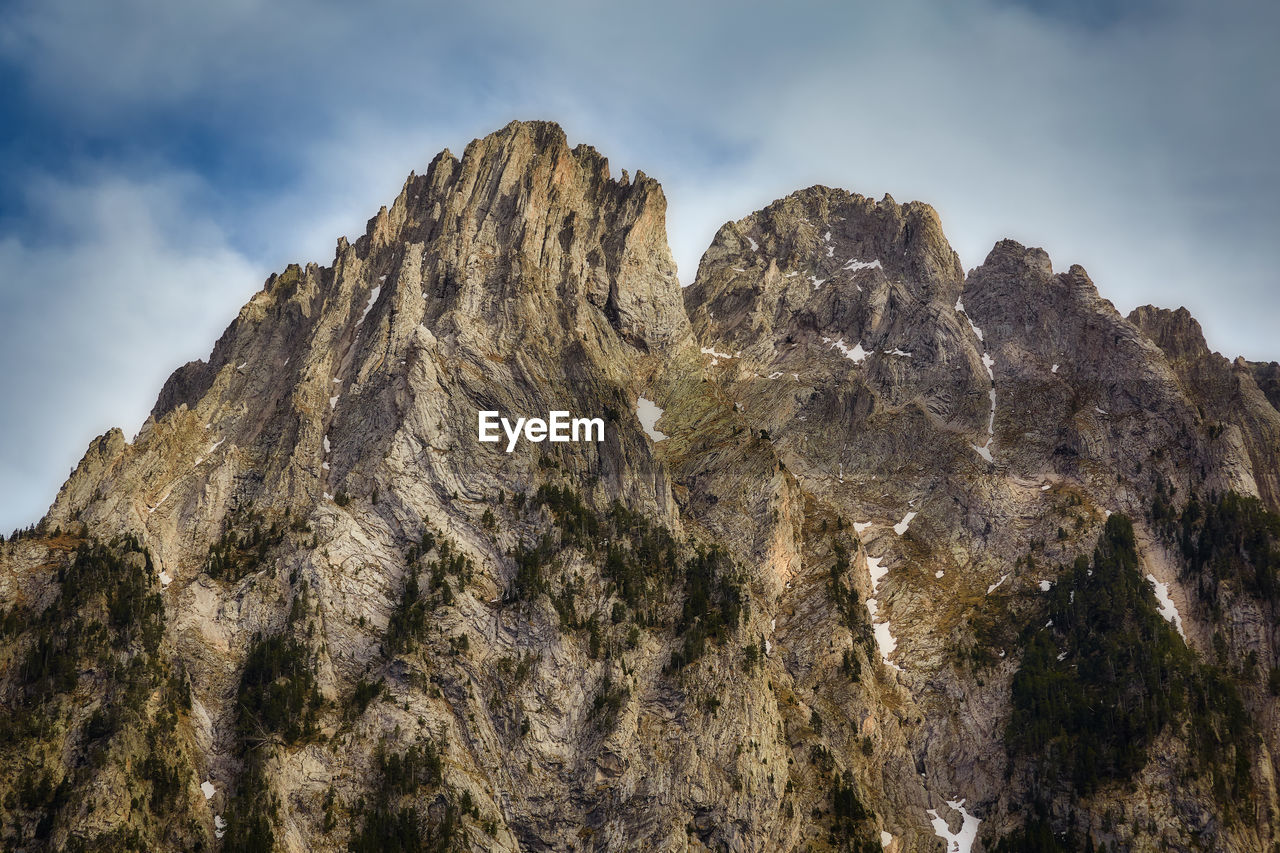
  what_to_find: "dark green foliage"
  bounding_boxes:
[236,633,321,746]
[387,568,428,655]
[669,546,744,670]
[348,678,383,718]
[1170,490,1280,609]
[206,504,285,583]
[588,674,629,731]
[828,771,876,851]
[347,737,456,853]
[1008,514,1255,815]
[534,483,599,547]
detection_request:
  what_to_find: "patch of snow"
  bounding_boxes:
[986,573,1010,595]
[360,285,382,323]
[853,521,872,534]
[636,396,668,442]
[210,439,224,453]
[927,799,982,853]
[843,258,882,273]
[784,271,798,278]
[1040,483,1051,491]
[1095,406,1108,415]
[159,570,173,586]
[829,338,869,363]
[883,348,913,357]
[1051,363,1059,373]
[322,462,330,471]
[770,618,776,632]
[330,395,339,410]
[826,244,835,257]
[810,275,827,290]
[764,638,772,655]
[1057,651,1068,661]
[867,556,889,592]
[323,435,331,454]
[1038,580,1053,592]
[768,371,783,379]
[747,236,759,252]
[732,267,747,272]
[333,377,342,383]
[881,831,893,848]
[982,353,995,380]
[323,492,334,501]
[215,814,226,838]
[971,442,994,463]
[1146,574,1185,638]
[201,781,216,800]
[823,230,831,241]
[893,511,917,536]
[935,570,945,579]
[237,362,247,370]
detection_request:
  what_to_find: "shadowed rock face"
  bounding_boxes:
[2,121,1278,853]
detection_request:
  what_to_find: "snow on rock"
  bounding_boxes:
[1146,574,1185,638]
[700,345,735,368]
[986,573,1010,595]
[1038,580,1053,592]
[880,831,894,848]
[329,395,339,411]
[853,521,873,534]
[865,555,901,670]
[935,570,945,579]
[823,337,868,363]
[636,396,668,442]
[971,441,994,463]
[747,236,759,251]
[810,275,827,290]
[323,435,331,454]
[843,258,882,273]
[882,348,913,357]
[215,815,226,838]
[201,781,216,800]
[360,285,382,323]
[1051,363,1060,373]
[158,570,173,586]
[893,511,917,536]
[927,800,982,853]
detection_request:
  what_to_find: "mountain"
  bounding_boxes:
[2,120,1279,853]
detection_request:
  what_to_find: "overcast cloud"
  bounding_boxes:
[0,0,1276,531]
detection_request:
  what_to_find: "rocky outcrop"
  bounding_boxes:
[2,121,1277,853]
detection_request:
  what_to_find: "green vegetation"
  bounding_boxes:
[1159,488,1280,610]
[236,633,322,745]
[347,737,458,853]
[1007,514,1255,819]
[826,539,873,679]
[205,504,286,583]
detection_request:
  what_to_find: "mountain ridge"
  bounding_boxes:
[3,119,1279,853]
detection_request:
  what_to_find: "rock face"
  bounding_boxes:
[2,121,1279,852]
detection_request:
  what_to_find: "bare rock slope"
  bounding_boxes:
[2,121,1279,853]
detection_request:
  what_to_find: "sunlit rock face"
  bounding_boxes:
[2,121,1278,853]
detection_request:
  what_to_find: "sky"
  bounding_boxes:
[0,0,1276,532]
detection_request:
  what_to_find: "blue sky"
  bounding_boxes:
[1,0,1276,532]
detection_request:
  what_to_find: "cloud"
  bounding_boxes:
[0,172,262,530]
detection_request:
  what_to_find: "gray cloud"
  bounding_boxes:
[1,0,1276,530]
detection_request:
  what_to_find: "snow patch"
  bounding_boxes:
[881,831,894,848]
[323,435,331,454]
[1038,580,1053,592]
[810,275,827,290]
[986,573,1010,595]
[201,781,216,800]
[1051,363,1059,373]
[747,236,758,252]
[865,555,901,669]
[636,396,668,442]
[843,258,882,273]
[825,337,868,363]
[927,800,982,853]
[215,814,226,838]
[935,570,945,579]
[329,395,339,410]
[1146,574,1185,638]
[882,348,913,357]
[853,521,872,534]
[360,285,382,323]
[158,570,173,586]
[893,511,917,536]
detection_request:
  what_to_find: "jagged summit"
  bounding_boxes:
[3,121,1279,853]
